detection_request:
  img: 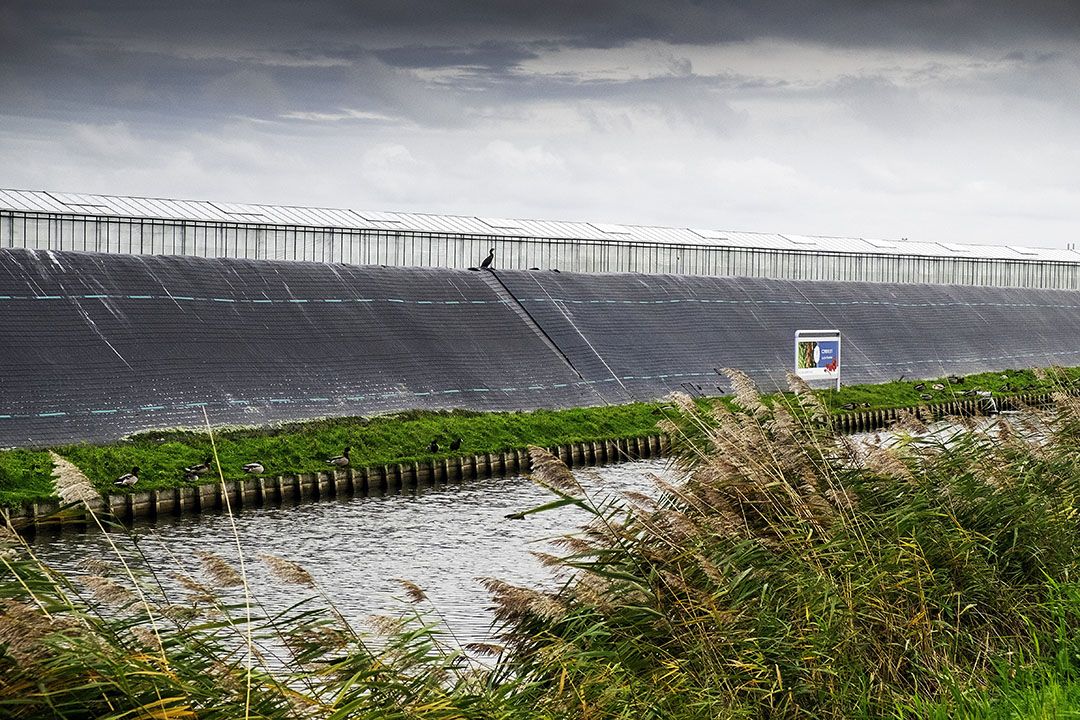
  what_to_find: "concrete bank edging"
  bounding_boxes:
[4,434,671,530]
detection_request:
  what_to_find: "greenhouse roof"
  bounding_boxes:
[1,188,1076,264]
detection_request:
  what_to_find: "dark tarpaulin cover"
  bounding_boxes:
[2,248,1079,447]
[0,249,592,446]
[497,269,1080,398]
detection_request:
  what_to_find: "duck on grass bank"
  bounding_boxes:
[449,437,462,452]
[184,457,213,476]
[427,440,439,453]
[115,467,139,487]
[243,462,265,475]
[326,447,351,467]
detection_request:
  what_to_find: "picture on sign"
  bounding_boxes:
[796,339,838,372]
[794,330,841,389]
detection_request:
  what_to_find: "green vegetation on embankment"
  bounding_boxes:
[0,450,57,507]
[2,365,1080,508]
[6,369,1080,717]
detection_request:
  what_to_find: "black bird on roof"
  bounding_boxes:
[480,248,495,269]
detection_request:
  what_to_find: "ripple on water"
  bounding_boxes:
[28,459,675,643]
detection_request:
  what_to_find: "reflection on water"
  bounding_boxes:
[27,459,674,643]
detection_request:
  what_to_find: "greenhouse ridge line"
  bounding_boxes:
[7,190,1080,287]
[3,187,1075,265]
[1,291,1078,311]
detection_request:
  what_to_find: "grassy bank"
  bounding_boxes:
[5,370,1080,717]
[2,365,1079,508]
[1,403,665,507]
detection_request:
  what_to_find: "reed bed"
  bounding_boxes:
[4,369,1080,717]
[486,371,1080,718]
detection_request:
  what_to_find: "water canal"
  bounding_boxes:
[26,459,675,645]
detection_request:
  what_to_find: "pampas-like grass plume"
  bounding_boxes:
[82,574,134,607]
[49,451,99,506]
[196,551,243,588]
[527,445,580,493]
[260,553,315,587]
[722,367,768,417]
[785,372,830,424]
[396,579,427,604]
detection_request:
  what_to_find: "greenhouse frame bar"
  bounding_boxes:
[2,188,1079,289]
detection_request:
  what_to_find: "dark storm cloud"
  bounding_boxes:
[3,2,1078,91]
[6,1,1080,65]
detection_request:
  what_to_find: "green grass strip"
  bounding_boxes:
[2,365,1077,508]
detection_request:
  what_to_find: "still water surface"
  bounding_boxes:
[28,459,673,644]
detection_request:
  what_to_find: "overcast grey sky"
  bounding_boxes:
[3,1,1080,246]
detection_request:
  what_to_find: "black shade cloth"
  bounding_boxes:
[2,249,1078,447]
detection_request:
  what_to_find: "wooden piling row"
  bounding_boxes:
[831,391,1058,434]
[12,389,1076,531]
[8,433,671,529]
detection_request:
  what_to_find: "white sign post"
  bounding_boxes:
[794,329,841,391]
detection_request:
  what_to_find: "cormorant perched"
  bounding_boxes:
[427,440,439,453]
[115,467,140,487]
[449,437,462,451]
[326,446,351,467]
[480,248,495,269]
[243,462,265,475]
[184,457,213,476]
